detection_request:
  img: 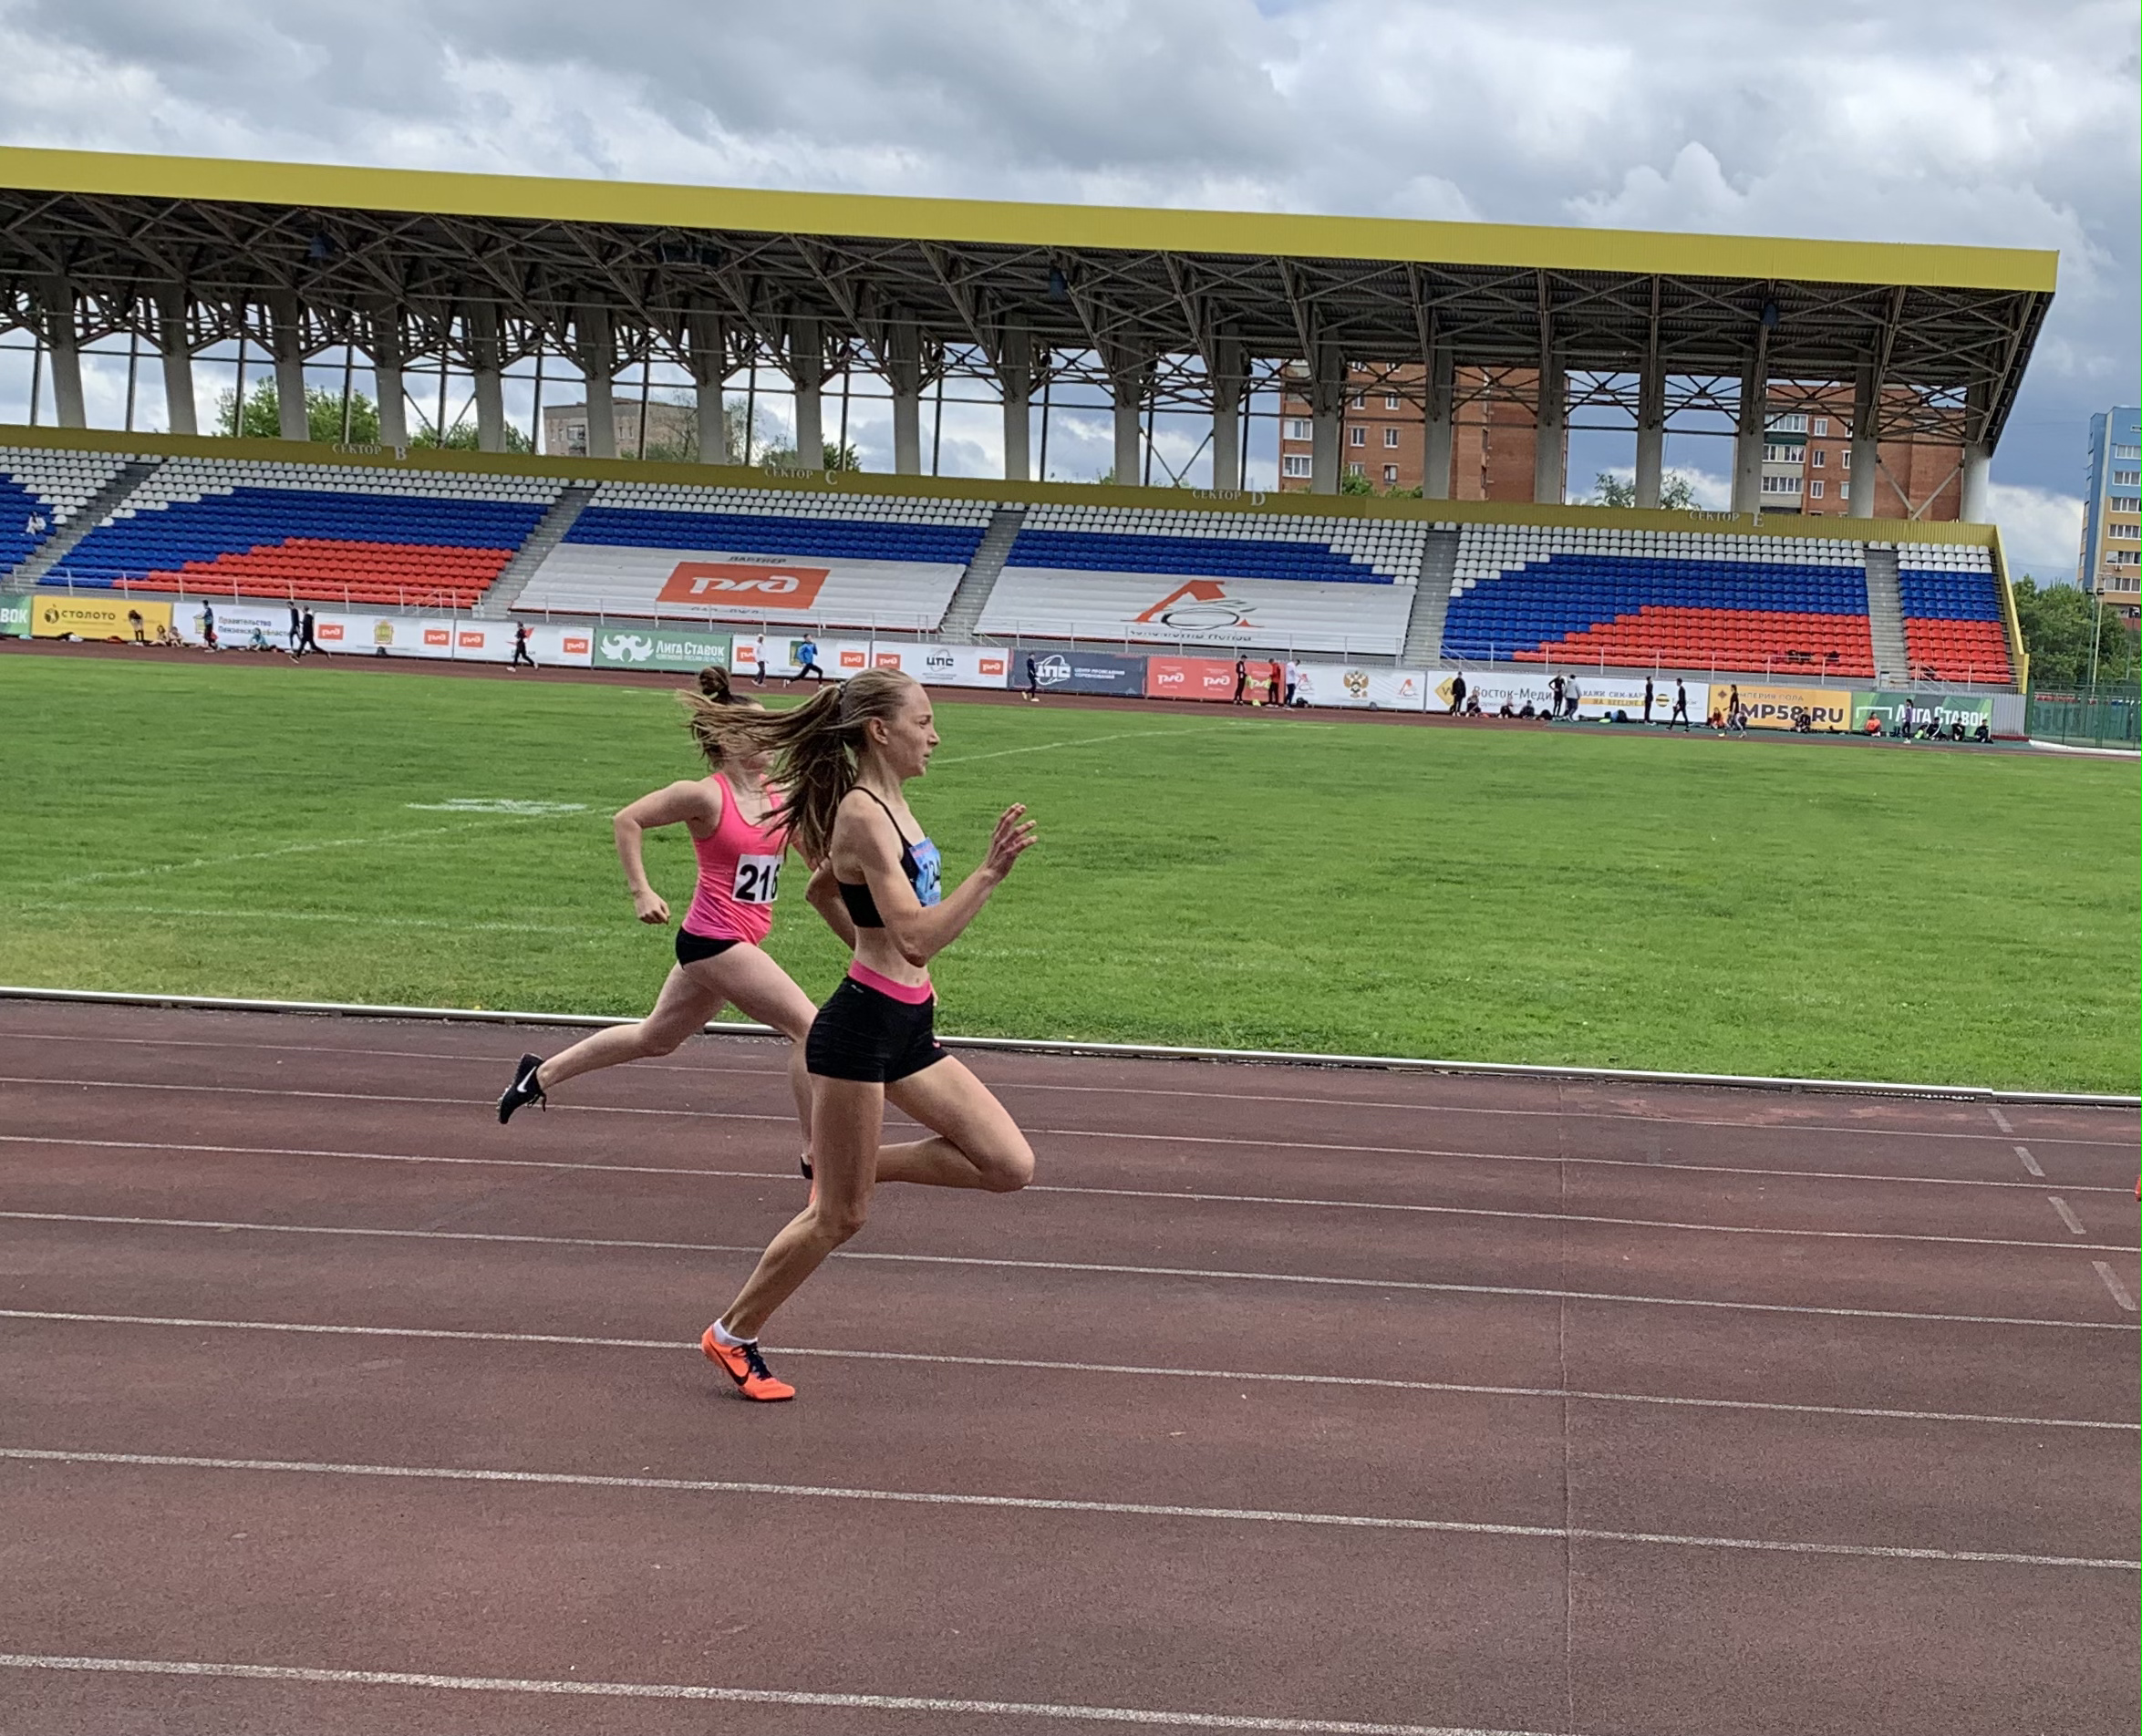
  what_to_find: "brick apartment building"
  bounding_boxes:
[1277,367,1967,518]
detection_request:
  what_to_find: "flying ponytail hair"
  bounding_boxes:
[676,664,761,768]
[717,667,918,864]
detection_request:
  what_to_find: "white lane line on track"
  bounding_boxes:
[5,1308,2130,1432]
[0,1653,1554,1735]
[2048,1197,2086,1236]
[4,1078,2129,1195]
[1987,1105,2016,1134]
[2092,1262,2137,1314]
[2015,1145,2046,1177]
[5,1036,2135,1149]
[7,1132,2136,1256]
[5,1210,2134,1333]
[5,1447,2136,1571]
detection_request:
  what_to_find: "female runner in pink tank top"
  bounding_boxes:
[496,667,850,1153]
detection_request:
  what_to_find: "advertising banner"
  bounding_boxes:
[1022,650,1147,696]
[520,544,963,632]
[32,593,171,640]
[0,595,31,636]
[592,624,738,673]
[172,602,287,650]
[1291,665,1432,711]
[909,644,1011,689]
[980,569,1412,656]
[1852,691,1994,735]
[1715,683,1855,731]
[1144,656,1284,701]
[315,614,457,658]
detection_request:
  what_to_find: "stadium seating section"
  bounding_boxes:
[1441,525,1877,677]
[52,460,559,608]
[515,483,994,630]
[1897,547,2013,684]
[6,445,2024,687]
[0,447,131,572]
[980,504,1423,654]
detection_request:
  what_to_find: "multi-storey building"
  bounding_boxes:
[2077,408,2140,610]
[542,398,693,460]
[1278,369,1967,517]
[1276,364,1542,499]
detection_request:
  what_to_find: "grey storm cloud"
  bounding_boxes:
[1,0,2134,564]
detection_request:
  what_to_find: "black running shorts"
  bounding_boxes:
[805,976,947,1084]
[676,929,741,967]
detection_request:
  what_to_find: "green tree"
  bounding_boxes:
[2011,576,2135,687]
[1340,469,1376,495]
[1594,470,1701,511]
[410,422,534,454]
[217,382,381,444]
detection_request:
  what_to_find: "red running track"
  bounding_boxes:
[0,997,2134,1736]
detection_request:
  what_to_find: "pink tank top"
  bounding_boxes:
[681,774,785,945]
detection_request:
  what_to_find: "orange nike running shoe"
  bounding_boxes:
[701,1325,796,1401]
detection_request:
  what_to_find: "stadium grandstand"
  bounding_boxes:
[0,148,2050,694]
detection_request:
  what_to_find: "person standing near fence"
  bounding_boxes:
[1449,671,1468,716]
[1283,657,1299,708]
[1265,662,1282,708]
[1669,678,1691,730]
[1232,655,1248,706]
[1643,676,1655,724]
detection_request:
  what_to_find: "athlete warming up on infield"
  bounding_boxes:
[702,667,1038,1400]
[496,666,842,1157]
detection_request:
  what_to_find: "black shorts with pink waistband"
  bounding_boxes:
[805,976,947,1084]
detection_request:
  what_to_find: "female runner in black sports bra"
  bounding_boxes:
[700,667,1038,1400]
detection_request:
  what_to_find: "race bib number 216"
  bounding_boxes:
[732,854,782,904]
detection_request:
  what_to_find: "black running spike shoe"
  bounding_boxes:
[497,1053,547,1123]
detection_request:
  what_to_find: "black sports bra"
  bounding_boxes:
[836,789,943,927]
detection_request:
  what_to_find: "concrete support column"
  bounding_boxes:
[1423,346,1454,501]
[38,277,87,428]
[1309,342,1345,495]
[783,318,823,468]
[1208,335,1244,491]
[1633,356,1666,509]
[269,292,309,440]
[1731,352,1769,517]
[1959,444,1991,523]
[156,286,197,436]
[574,303,617,459]
[1532,356,1567,505]
[1847,367,1878,519]
[888,323,924,475]
[1105,345,1150,485]
[997,320,1032,482]
[467,303,506,453]
[369,314,408,448]
[685,307,730,464]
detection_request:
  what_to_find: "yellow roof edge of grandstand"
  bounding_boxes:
[0,145,2057,294]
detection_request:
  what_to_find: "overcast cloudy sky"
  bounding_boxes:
[1,0,2133,575]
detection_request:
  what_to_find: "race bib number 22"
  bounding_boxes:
[732,854,782,904]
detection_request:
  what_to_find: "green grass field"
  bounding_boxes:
[1,655,2134,1092]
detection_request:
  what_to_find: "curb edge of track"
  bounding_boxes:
[5,984,2135,1109]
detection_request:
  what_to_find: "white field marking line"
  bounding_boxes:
[5,1031,2135,1152]
[0,1654,1554,1736]
[1987,1104,2017,1134]
[5,1075,2131,1196]
[6,1210,2135,1333]
[6,1308,2132,1433]
[2048,1197,2086,1236]
[3,902,598,935]
[10,1133,2135,1256]
[2092,1262,2137,1314]
[47,811,583,888]
[5,1446,2136,1572]
[2015,1145,2046,1178]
